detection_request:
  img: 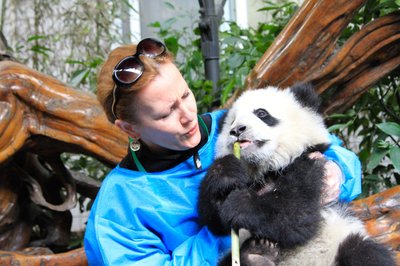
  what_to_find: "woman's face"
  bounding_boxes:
[124,62,200,152]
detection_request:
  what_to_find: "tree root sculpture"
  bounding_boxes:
[351,186,400,264]
[0,0,399,264]
[244,0,400,116]
[0,61,127,264]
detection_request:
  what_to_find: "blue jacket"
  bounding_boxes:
[84,109,361,265]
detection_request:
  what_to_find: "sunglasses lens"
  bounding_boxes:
[114,57,143,85]
[138,38,166,58]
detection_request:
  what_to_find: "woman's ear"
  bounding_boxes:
[114,120,140,138]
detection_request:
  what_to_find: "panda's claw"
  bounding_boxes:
[241,237,279,266]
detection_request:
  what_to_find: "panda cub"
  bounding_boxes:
[198,84,395,265]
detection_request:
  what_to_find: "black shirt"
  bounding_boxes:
[119,114,212,172]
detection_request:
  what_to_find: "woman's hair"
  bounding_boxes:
[97,42,174,123]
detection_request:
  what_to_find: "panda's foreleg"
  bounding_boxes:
[219,155,326,248]
[198,154,251,235]
[335,233,396,266]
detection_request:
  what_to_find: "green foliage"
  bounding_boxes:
[327,0,400,198]
[67,57,104,92]
[61,153,110,181]
[5,0,130,92]
[328,77,400,197]
[150,0,298,113]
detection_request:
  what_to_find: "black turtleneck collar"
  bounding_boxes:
[119,114,211,172]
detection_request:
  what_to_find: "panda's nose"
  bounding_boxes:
[230,125,246,137]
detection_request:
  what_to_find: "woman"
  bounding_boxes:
[84,38,361,265]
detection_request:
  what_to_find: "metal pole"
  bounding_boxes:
[198,0,224,107]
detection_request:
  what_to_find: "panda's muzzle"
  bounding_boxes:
[229,125,246,137]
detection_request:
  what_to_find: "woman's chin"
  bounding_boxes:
[182,130,202,149]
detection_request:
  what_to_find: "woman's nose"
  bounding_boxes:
[179,105,194,124]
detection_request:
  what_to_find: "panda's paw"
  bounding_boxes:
[214,155,249,184]
[220,190,258,229]
[241,238,279,266]
[204,155,249,202]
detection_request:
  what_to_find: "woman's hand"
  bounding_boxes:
[309,152,343,205]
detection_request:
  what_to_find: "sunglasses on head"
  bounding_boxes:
[111,38,166,119]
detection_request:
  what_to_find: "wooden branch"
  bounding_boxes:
[244,0,366,89]
[0,247,88,266]
[0,0,398,264]
[243,1,400,117]
[23,155,77,212]
[0,61,127,166]
[0,61,128,257]
[309,11,400,114]
[350,185,400,264]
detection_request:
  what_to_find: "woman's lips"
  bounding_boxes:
[185,123,198,137]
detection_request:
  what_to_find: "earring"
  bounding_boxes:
[130,137,141,151]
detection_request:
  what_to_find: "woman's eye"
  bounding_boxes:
[156,112,170,120]
[183,91,190,98]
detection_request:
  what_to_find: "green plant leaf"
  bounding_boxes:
[164,37,179,55]
[376,122,400,137]
[389,147,400,172]
[30,45,52,57]
[69,69,90,87]
[326,113,354,120]
[327,121,352,132]
[227,53,245,68]
[376,140,390,149]
[367,149,388,172]
[27,35,46,42]
[364,174,381,182]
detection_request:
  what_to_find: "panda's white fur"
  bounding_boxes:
[278,208,366,265]
[198,84,395,265]
[216,87,330,177]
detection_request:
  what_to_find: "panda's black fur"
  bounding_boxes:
[198,84,395,265]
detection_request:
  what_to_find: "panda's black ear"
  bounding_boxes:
[290,83,321,112]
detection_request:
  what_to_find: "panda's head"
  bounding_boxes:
[216,83,330,174]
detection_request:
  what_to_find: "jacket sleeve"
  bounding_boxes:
[84,191,230,266]
[323,134,362,202]
[84,212,230,266]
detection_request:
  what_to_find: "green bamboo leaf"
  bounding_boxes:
[69,69,89,87]
[389,147,400,172]
[27,35,46,42]
[66,59,85,65]
[376,122,400,137]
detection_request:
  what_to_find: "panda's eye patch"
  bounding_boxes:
[254,108,270,118]
[254,108,279,126]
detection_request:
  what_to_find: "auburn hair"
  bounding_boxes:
[97,43,173,123]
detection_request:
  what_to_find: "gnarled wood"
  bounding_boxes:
[245,0,367,89]
[0,0,399,264]
[0,61,127,166]
[351,185,400,264]
[0,247,87,266]
[244,1,400,116]
[0,61,127,258]
[310,11,400,114]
